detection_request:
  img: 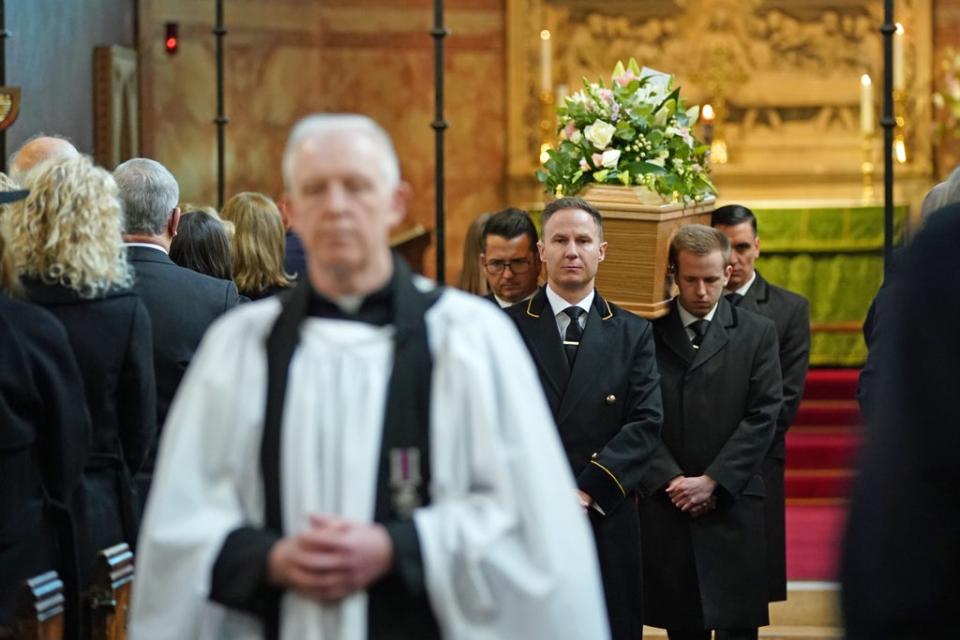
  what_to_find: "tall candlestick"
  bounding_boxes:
[893,23,905,91]
[540,30,552,94]
[860,74,874,135]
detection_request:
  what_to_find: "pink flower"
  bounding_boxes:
[564,121,578,139]
[579,158,591,171]
[592,153,604,167]
[615,70,637,87]
[598,88,614,104]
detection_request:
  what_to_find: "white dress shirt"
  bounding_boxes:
[124,242,168,255]
[677,300,719,343]
[545,285,594,337]
[732,271,756,297]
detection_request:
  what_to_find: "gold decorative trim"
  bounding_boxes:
[590,459,626,497]
[525,295,541,318]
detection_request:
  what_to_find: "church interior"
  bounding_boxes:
[3,0,960,638]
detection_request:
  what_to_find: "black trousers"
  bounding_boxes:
[667,629,758,640]
[589,499,643,640]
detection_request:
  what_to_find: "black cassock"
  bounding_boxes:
[209,259,442,640]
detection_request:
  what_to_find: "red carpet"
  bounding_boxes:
[785,368,860,580]
[786,504,846,581]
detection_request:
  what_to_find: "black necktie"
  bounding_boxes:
[563,306,586,366]
[725,292,743,306]
[689,319,709,349]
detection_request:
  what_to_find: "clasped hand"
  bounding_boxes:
[665,475,717,518]
[267,515,394,602]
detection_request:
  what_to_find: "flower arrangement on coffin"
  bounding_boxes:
[537,58,716,204]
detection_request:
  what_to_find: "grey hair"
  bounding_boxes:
[281,114,400,190]
[113,158,180,235]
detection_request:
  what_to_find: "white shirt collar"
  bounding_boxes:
[494,290,536,309]
[124,242,168,255]
[677,299,719,328]
[545,284,594,318]
[732,271,756,297]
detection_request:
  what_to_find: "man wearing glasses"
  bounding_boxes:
[479,207,541,308]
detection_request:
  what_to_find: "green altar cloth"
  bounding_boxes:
[751,201,906,367]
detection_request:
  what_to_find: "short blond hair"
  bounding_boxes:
[219,192,292,296]
[668,224,731,273]
[3,156,132,297]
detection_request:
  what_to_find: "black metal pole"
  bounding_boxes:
[430,1,449,282]
[1,0,7,174]
[213,0,229,209]
[881,1,895,276]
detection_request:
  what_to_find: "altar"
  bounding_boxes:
[743,199,907,366]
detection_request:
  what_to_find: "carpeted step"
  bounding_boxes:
[785,431,861,469]
[793,400,861,428]
[786,505,846,582]
[785,469,854,500]
[803,368,860,401]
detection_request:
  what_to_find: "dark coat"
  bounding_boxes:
[842,207,960,638]
[639,298,781,631]
[23,280,156,563]
[736,271,810,601]
[127,246,239,508]
[0,294,90,632]
[507,287,663,640]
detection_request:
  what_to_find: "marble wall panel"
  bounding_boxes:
[140,0,505,281]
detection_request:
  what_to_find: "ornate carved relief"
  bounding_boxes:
[507,0,933,202]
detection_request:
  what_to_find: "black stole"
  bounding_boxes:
[260,259,442,639]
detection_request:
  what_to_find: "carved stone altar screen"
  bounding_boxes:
[507,0,933,205]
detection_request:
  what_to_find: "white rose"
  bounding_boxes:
[601,149,621,169]
[584,120,616,150]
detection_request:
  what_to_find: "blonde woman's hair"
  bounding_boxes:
[219,192,292,296]
[3,156,132,297]
[0,172,23,294]
[458,212,490,295]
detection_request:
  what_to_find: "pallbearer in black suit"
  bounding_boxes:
[114,158,241,513]
[639,225,781,640]
[479,207,541,308]
[712,205,810,603]
[507,196,663,640]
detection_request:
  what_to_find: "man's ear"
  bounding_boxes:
[598,240,608,262]
[168,207,181,238]
[387,182,412,229]
[722,264,733,287]
[755,234,761,257]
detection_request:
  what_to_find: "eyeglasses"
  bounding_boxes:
[484,258,534,275]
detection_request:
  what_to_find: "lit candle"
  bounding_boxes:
[860,74,874,134]
[893,23,905,91]
[701,103,715,146]
[540,30,552,94]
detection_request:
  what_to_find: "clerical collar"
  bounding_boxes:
[677,299,719,327]
[124,242,168,255]
[730,271,756,297]
[307,273,395,326]
[494,289,536,309]
[545,284,594,317]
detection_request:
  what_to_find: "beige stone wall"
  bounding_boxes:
[139,0,960,281]
[139,0,506,282]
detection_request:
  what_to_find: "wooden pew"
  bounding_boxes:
[0,571,66,640]
[87,544,134,640]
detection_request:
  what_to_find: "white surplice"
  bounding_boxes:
[129,284,609,640]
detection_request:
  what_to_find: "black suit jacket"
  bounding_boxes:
[0,294,90,631]
[737,271,810,459]
[23,280,156,559]
[507,286,662,639]
[639,298,781,630]
[127,246,239,429]
[506,287,663,510]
